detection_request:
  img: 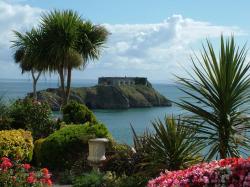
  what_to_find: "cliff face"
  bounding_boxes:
[34,84,172,110]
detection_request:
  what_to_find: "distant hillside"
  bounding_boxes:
[32,84,172,110]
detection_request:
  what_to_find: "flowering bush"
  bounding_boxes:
[0,157,52,187]
[0,129,33,162]
[9,98,56,140]
[148,157,250,187]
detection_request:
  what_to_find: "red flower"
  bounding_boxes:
[27,176,36,184]
[27,172,37,184]
[46,179,53,186]
[1,157,13,170]
[41,168,49,175]
[22,163,31,170]
[40,179,53,186]
[0,157,53,186]
[1,157,10,162]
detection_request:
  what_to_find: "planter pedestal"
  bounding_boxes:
[87,138,109,170]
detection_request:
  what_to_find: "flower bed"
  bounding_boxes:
[148,157,250,187]
[0,157,52,186]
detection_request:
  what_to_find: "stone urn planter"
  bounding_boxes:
[87,138,109,170]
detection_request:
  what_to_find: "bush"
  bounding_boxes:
[0,157,52,186]
[62,101,97,124]
[33,138,46,166]
[102,143,137,176]
[73,170,104,187]
[9,99,56,140]
[34,123,111,171]
[0,129,33,162]
[73,171,148,187]
[0,97,12,130]
[148,157,250,187]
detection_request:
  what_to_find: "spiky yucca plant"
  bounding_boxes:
[132,117,204,174]
[177,36,250,160]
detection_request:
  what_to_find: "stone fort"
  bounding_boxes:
[98,77,148,86]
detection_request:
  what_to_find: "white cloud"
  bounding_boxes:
[0,1,42,78]
[88,14,245,82]
[0,2,246,82]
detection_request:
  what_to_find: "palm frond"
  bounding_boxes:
[176,35,250,160]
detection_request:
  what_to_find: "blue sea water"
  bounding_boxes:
[0,79,186,144]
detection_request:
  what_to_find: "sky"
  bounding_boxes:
[1,0,250,83]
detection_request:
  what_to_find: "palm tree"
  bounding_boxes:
[12,28,44,100]
[40,10,108,104]
[176,36,250,160]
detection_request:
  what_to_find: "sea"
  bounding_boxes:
[0,79,188,144]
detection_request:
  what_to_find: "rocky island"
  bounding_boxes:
[33,77,172,110]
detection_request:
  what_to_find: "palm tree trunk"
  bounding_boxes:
[65,66,72,104]
[219,125,228,159]
[31,69,42,100]
[219,143,226,159]
[58,66,66,101]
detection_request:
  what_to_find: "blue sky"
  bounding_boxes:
[21,0,250,27]
[1,0,250,83]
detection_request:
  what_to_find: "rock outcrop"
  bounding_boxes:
[33,84,172,110]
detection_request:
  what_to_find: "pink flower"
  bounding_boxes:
[148,157,250,187]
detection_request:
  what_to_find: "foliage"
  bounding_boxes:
[176,36,250,159]
[56,170,74,185]
[102,143,137,176]
[73,171,148,187]
[118,175,148,187]
[132,116,204,176]
[62,101,97,124]
[9,99,57,140]
[33,138,46,166]
[73,170,104,187]
[11,28,44,99]
[148,157,250,187]
[34,123,111,170]
[0,130,33,162]
[104,173,148,187]
[39,10,109,103]
[0,97,12,130]
[0,157,52,187]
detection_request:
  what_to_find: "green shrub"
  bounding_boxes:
[0,129,33,162]
[33,138,45,166]
[9,98,56,140]
[0,117,12,131]
[103,143,136,176]
[105,174,148,187]
[34,123,111,171]
[73,171,148,187]
[62,101,97,124]
[73,170,104,187]
[0,97,12,130]
[57,170,74,185]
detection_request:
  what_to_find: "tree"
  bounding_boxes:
[12,28,44,100]
[40,10,108,103]
[176,36,250,160]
